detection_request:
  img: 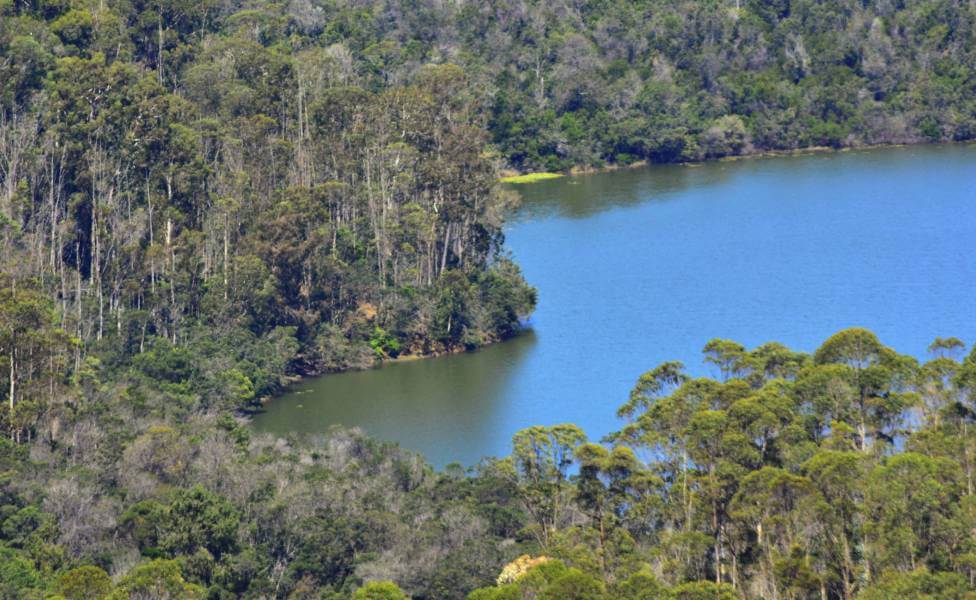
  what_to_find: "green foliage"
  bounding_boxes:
[0,546,42,597]
[864,453,962,572]
[858,569,971,599]
[120,500,167,558]
[469,560,604,600]
[159,486,239,559]
[0,0,974,594]
[353,581,409,600]
[509,425,586,546]
[0,276,74,441]
[672,581,740,600]
[108,559,203,599]
[289,510,364,588]
[610,569,670,600]
[2,300,976,600]
[369,327,402,359]
[538,569,604,600]
[57,566,112,600]
[814,328,887,369]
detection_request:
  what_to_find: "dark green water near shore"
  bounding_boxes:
[252,144,976,466]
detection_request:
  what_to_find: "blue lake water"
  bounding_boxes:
[252,143,976,467]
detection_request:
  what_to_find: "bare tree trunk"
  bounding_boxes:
[157,14,164,84]
[439,223,451,275]
[223,212,229,300]
[8,346,14,414]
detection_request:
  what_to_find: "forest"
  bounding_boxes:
[2,0,976,597]
[5,327,976,599]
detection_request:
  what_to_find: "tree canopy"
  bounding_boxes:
[1,0,975,597]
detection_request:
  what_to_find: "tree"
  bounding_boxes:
[858,569,971,600]
[813,328,915,452]
[864,453,962,574]
[57,566,113,600]
[685,408,755,586]
[814,328,886,370]
[353,581,408,600]
[730,467,817,598]
[672,580,739,600]
[575,443,658,579]
[160,485,239,559]
[929,337,966,360]
[108,559,203,599]
[0,546,41,597]
[614,376,722,536]
[470,559,604,600]
[617,361,687,422]
[609,569,670,600]
[509,424,586,547]
[0,275,74,442]
[802,450,864,599]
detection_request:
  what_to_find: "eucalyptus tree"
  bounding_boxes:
[508,424,587,548]
[814,328,918,452]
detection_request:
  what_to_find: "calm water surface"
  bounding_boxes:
[252,144,976,466]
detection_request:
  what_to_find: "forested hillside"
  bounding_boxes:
[474,0,976,169]
[2,0,976,598]
[4,328,976,598]
[1,0,540,429]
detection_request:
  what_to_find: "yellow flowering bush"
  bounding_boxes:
[496,555,551,585]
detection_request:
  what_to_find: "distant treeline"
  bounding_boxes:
[474,0,976,170]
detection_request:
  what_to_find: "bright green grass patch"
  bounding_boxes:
[499,172,564,184]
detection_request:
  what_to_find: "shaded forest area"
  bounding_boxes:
[2,0,976,597]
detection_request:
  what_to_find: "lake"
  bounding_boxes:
[251,143,976,467]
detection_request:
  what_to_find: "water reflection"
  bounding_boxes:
[510,161,739,221]
[252,330,539,463]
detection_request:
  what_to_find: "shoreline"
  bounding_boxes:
[503,138,976,182]
[259,329,525,407]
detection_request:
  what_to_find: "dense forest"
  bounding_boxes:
[4,328,976,599]
[2,0,976,597]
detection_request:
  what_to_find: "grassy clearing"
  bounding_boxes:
[499,172,564,184]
